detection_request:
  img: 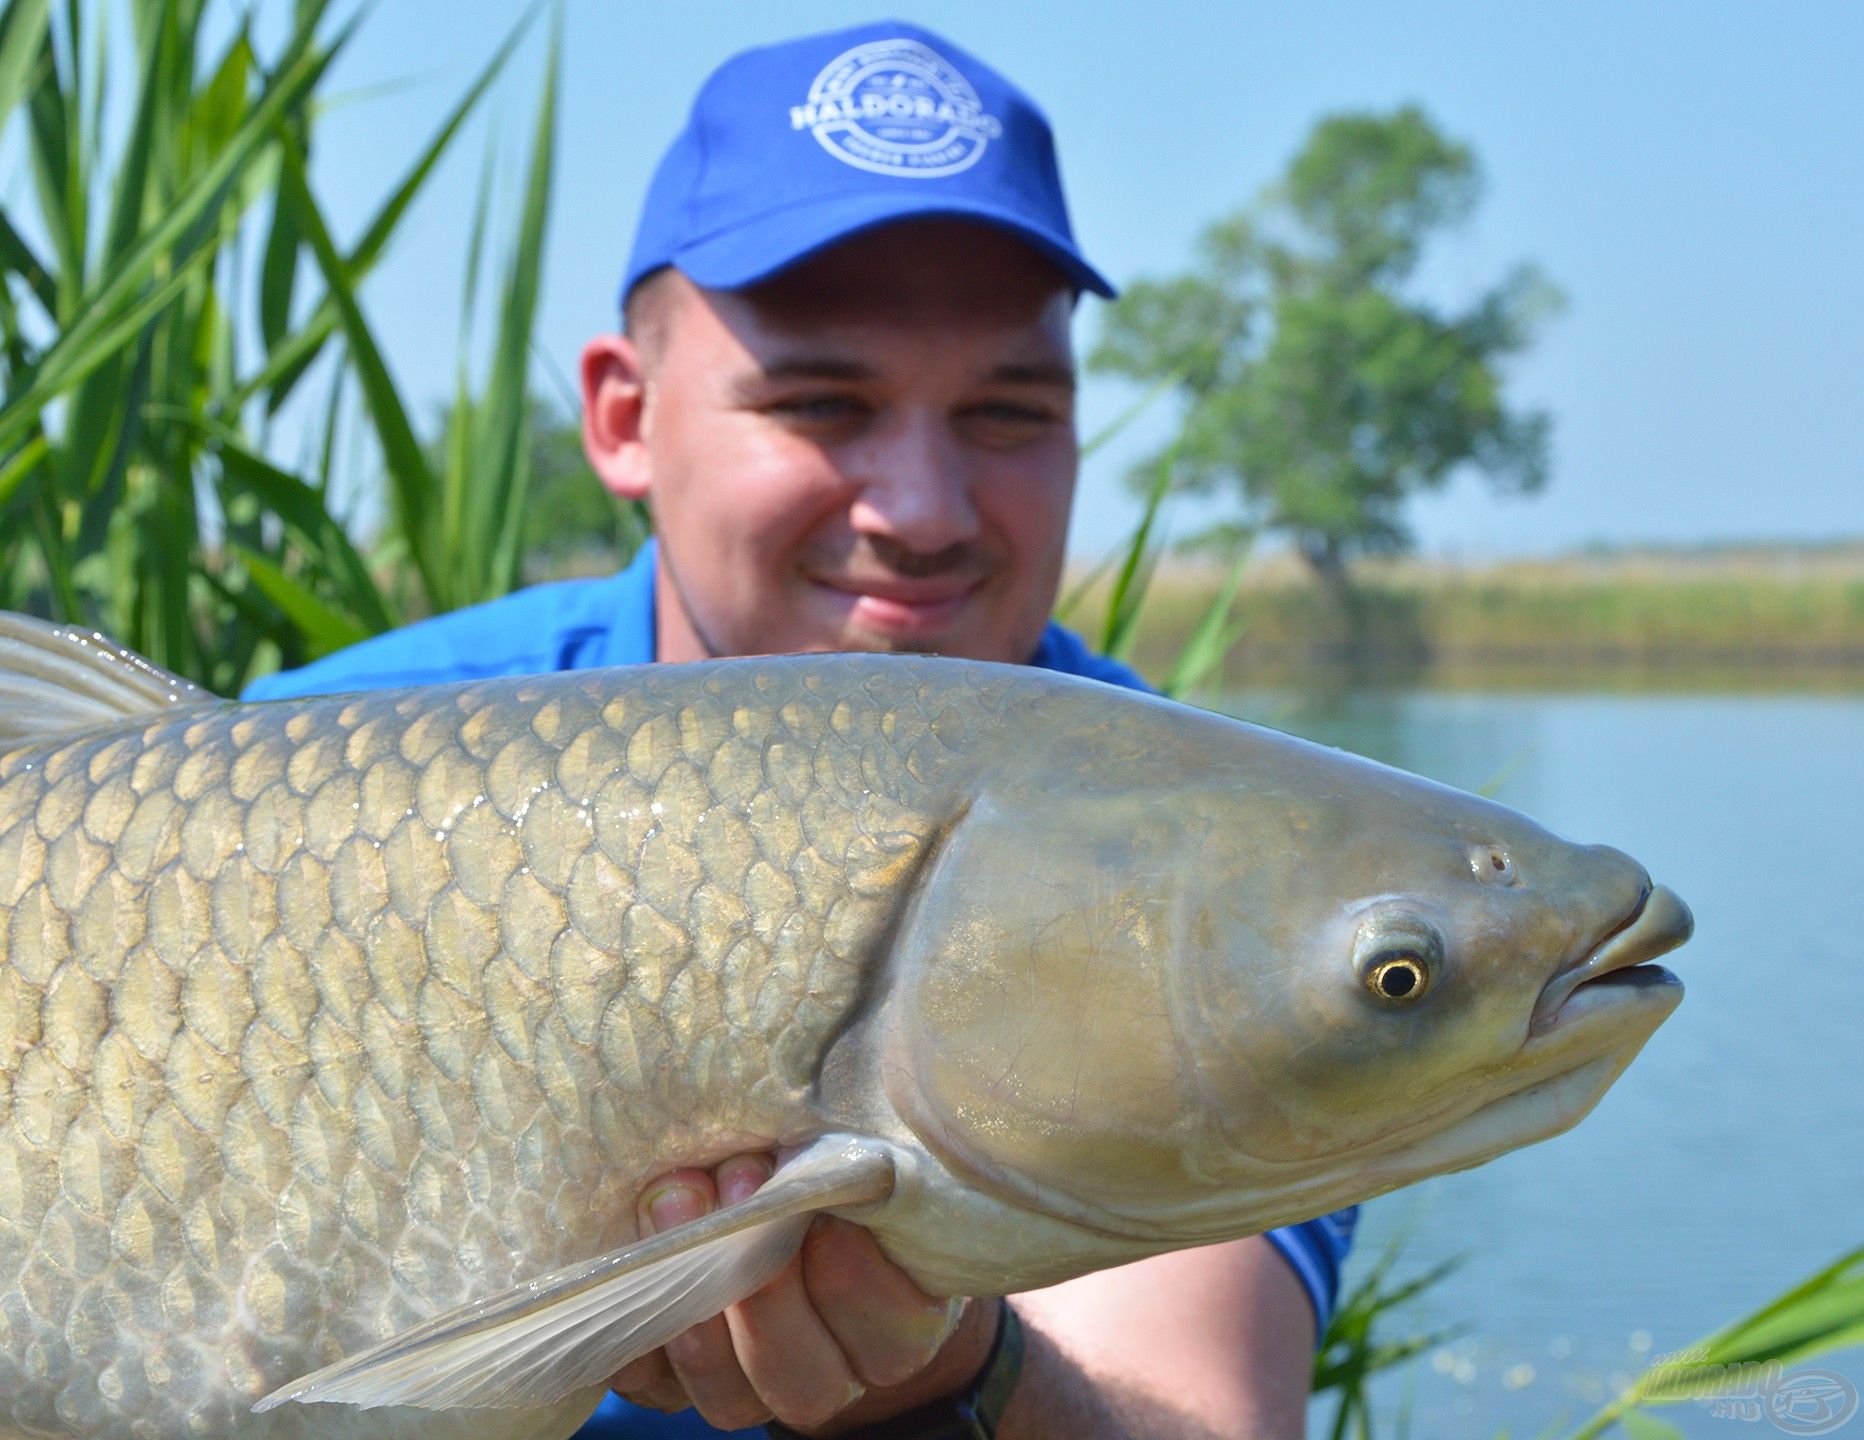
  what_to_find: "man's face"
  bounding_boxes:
[582,220,1079,664]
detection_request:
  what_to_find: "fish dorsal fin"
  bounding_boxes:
[255,1136,897,1413]
[0,611,212,748]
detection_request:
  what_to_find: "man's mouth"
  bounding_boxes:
[808,573,985,638]
[1530,883,1693,1035]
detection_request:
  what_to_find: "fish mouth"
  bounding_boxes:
[1530,882,1693,1036]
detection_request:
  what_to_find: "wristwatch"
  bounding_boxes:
[765,1298,1025,1440]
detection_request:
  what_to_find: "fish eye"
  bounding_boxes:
[1365,952,1430,1003]
[1352,913,1443,1005]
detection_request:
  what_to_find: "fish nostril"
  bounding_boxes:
[1470,844,1516,885]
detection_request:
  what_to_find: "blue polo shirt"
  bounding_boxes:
[245,540,1356,1436]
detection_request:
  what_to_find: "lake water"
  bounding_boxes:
[1210,690,1864,1439]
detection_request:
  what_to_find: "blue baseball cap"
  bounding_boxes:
[622,20,1115,304]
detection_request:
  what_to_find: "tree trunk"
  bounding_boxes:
[1298,532,1370,673]
[1299,532,1351,599]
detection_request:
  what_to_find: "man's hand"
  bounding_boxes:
[605,1152,989,1433]
[606,1151,1315,1439]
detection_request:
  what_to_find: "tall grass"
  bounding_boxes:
[1057,398,1253,701]
[1092,558,1864,689]
[0,0,556,693]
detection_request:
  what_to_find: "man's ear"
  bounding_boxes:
[581,334,652,501]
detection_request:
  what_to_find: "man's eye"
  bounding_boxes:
[960,402,1062,443]
[768,395,867,422]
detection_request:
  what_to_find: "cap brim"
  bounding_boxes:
[670,192,1117,299]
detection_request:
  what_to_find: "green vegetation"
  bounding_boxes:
[1563,1245,1864,1439]
[516,397,649,573]
[0,0,561,693]
[1311,1235,1467,1440]
[1301,1236,1864,1439]
[1085,550,1864,691]
[1089,105,1561,588]
[432,393,648,579]
[1056,418,1254,702]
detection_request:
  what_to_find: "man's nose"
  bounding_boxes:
[846,414,982,553]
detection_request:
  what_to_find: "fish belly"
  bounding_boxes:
[0,658,982,1438]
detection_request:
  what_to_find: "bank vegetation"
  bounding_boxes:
[1079,542,1864,691]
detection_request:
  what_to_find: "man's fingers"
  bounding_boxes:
[605,1349,690,1414]
[635,1168,718,1234]
[725,1251,866,1430]
[715,1152,774,1205]
[605,1170,722,1418]
[703,1154,860,1426]
[634,1159,775,1430]
[621,1154,936,1431]
[664,1313,772,1430]
[801,1216,966,1387]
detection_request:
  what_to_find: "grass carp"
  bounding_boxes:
[0,614,1692,1438]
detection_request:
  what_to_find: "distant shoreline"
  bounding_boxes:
[1071,542,1864,692]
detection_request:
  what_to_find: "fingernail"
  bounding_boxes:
[718,1156,773,1206]
[933,1295,965,1345]
[645,1183,705,1232]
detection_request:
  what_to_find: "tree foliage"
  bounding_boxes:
[1090,105,1563,582]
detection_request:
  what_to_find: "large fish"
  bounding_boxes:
[0,613,1692,1439]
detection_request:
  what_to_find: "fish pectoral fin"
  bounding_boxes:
[253,1136,896,1413]
[0,611,214,749]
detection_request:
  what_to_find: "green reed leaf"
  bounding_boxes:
[237,1,538,416]
[470,5,557,602]
[233,543,368,656]
[1161,539,1254,700]
[275,130,441,603]
[0,0,53,139]
[0,7,345,452]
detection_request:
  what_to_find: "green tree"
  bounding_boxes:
[1090,105,1563,588]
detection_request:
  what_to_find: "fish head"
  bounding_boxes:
[1165,735,1691,1232]
[884,705,1690,1253]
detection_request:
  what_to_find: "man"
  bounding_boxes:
[249,21,1353,1439]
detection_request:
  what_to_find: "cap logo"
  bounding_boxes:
[789,38,1003,179]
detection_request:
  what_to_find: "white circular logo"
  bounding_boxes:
[789,39,1003,179]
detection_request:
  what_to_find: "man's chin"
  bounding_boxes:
[823,622,966,659]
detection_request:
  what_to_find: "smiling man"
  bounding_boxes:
[596,221,1077,669]
[247,21,1352,1440]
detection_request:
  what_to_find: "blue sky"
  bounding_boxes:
[306,1,1864,559]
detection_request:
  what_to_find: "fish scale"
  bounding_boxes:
[0,657,990,1439]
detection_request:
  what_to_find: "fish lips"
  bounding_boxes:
[1530,882,1692,1037]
